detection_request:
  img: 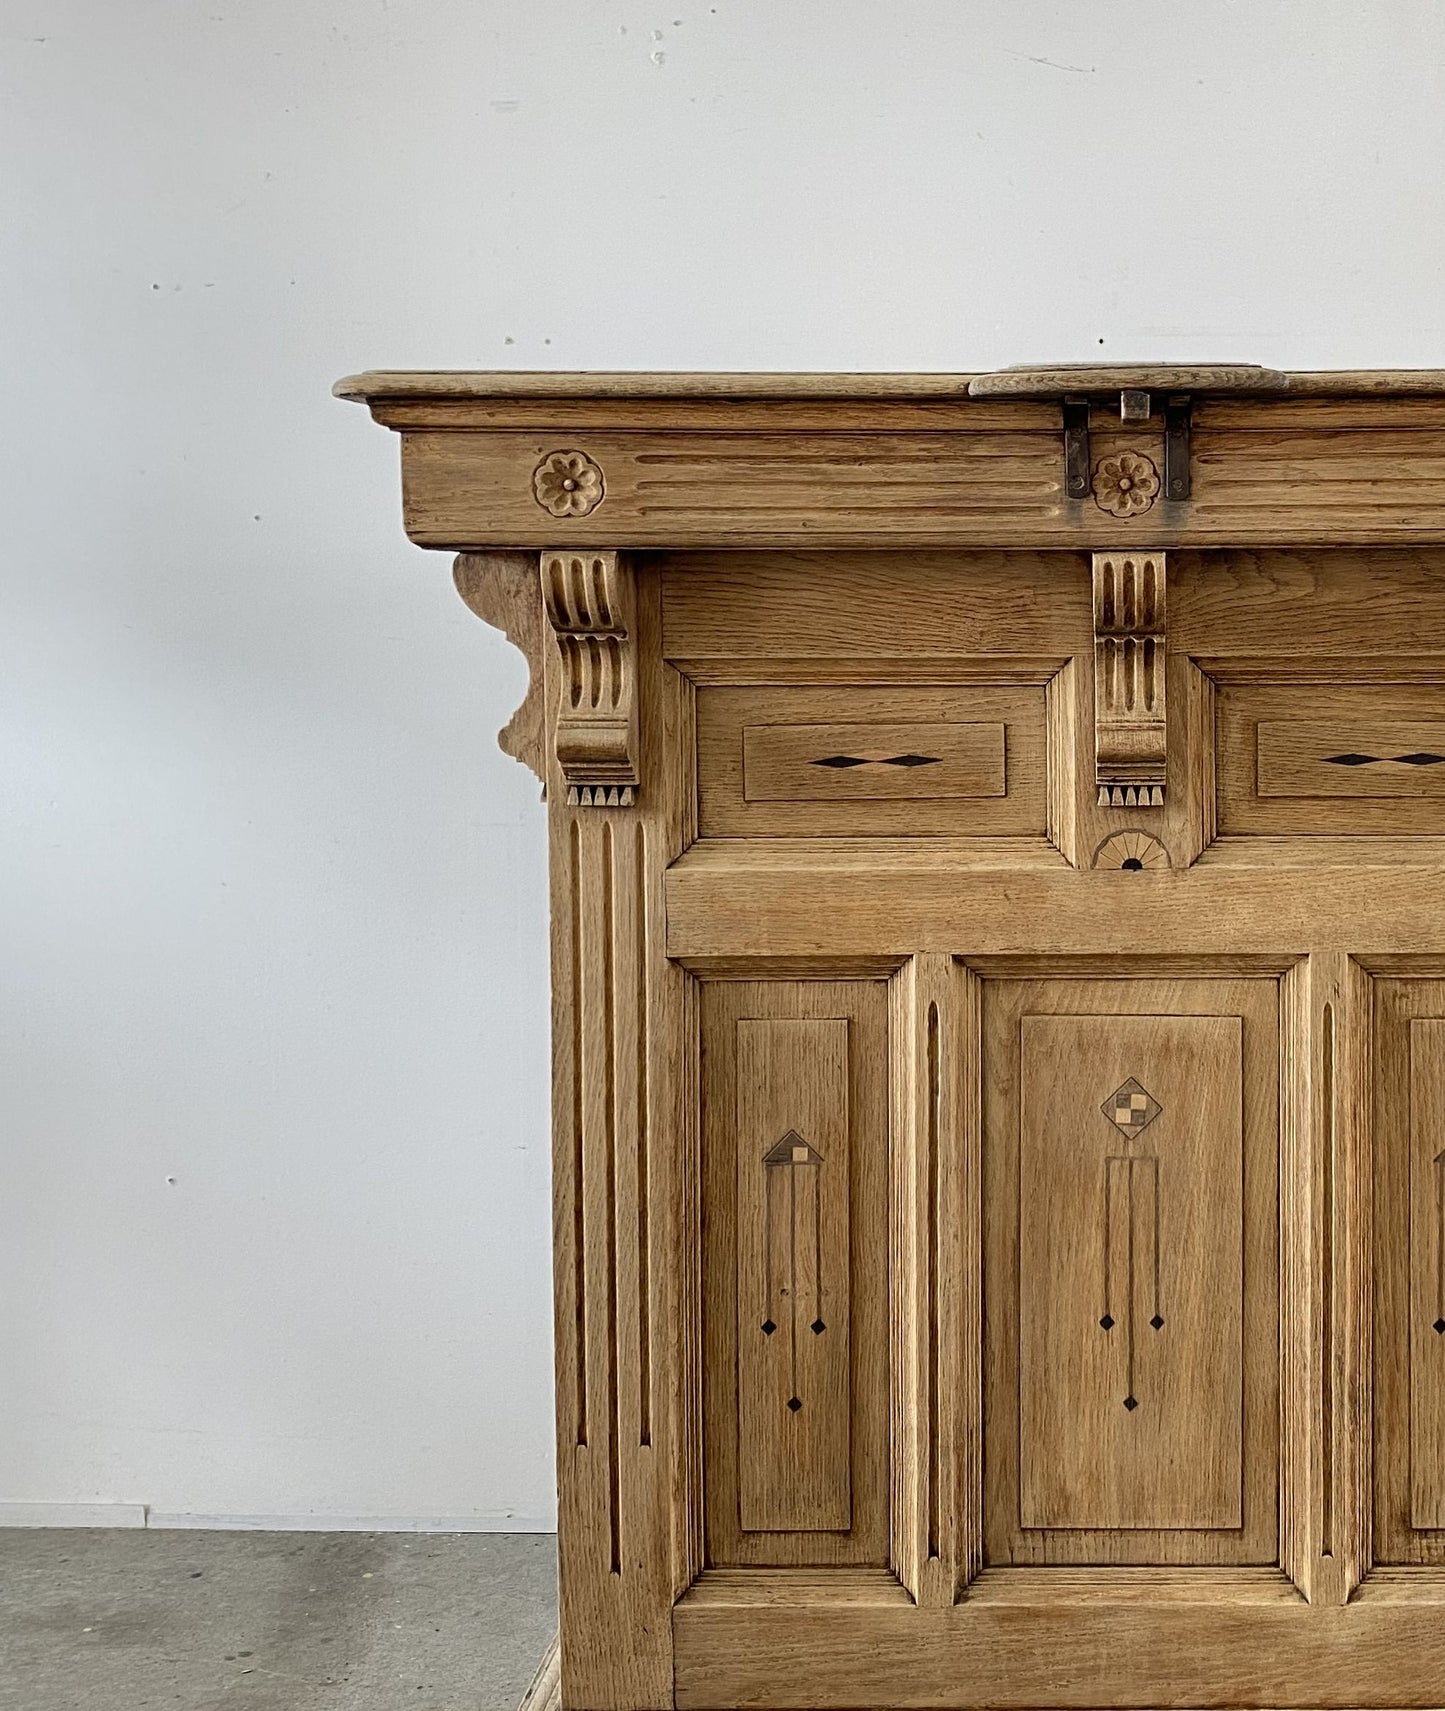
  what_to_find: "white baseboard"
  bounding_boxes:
[145,1512,556,1532]
[0,1502,148,1528]
[0,1501,555,1532]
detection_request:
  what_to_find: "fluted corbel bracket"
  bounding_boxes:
[1093,551,1167,809]
[541,549,640,808]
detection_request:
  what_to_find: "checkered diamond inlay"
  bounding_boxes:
[1102,1077,1162,1137]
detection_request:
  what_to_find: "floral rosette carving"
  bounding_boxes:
[1091,450,1160,518]
[533,449,605,518]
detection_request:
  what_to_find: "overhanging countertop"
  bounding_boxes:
[335,366,1445,403]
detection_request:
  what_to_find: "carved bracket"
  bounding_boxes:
[1093,551,1167,809]
[541,549,640,808]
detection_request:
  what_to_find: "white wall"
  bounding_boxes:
[2,0,1443,1527]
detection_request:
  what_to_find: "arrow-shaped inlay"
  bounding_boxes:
[1101,1125,1165,1410]
[763,1129,826,1413]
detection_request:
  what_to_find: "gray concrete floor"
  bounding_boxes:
[0,1530,557,1711]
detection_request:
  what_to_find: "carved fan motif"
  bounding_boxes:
[1093,830,1170,871]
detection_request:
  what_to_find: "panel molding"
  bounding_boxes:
[1371,971,1445,1568]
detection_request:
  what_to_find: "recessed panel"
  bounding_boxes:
[1374,981,1445,1561]
[698,683,1047,837]
[1018,1014,1243,1531]
[1218,680,1445,835]
[701,979,889,1566]
[983,975,1279,1566]
[1257,721,1445,798]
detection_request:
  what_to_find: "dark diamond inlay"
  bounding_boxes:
[761,1318,776,1336]
[1397,752,1445,765]
[814,754,870,768]
[1150,1314,1165,1330]
[810,1318,826,1335]
[1325,753,1378,766]
[883,753,941,767]
[1099,1314,1115,1330]
[787,1396,802,1412]
[1124,1395,1139,1411]
[1435,1318,1445,1335]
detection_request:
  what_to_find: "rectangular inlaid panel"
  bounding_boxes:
[697,683,1046,837]
[743,722,1005,803]
[1257,722,1445,798]
[736,1019,852,1531]
[983,976,1279,1566]
[701,980,889,1566]
[1018,1014,1243,1531]
[1216,680,1445,836]
[1374,980,1445,1560]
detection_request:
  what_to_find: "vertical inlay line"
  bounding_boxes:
[811,1153,823,1317]
[1321,999,1335,1560]
[634,821,651,1448]
[788,1161,799,1407]
[926,999,941,1561]
[1125,1159,1137,1409]
[763,1162,775,1323]
[570,819,587,1447]
[1435,1152,1445,1330]
[1150,1155,1163,1328]
[601,822,621,1574]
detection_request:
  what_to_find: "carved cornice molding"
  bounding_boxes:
[541,549,640,808]
[1093,551,1168,809]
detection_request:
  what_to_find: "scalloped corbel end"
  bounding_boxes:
[453,551,547,791]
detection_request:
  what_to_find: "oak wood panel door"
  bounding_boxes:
[982,977,1281,1566]
[700,978,891,1566]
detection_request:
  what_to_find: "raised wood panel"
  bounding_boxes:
[743,721,1005,802]
[697,685,1045,838]
[1257,721,1445,798]
[735,1019,851,1533]
[701,979,889,1566]
[1374,979,1445,1562]
[1219,682,1445,836]
[982,976,1280,1566]
[1408,1020,1445,1531]
[1018,1014,1243,1532]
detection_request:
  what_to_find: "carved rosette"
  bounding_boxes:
[533,449,605,518]
[1093,551,1167,808]
[541,549,639,807]
[1092,451,1160,518]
